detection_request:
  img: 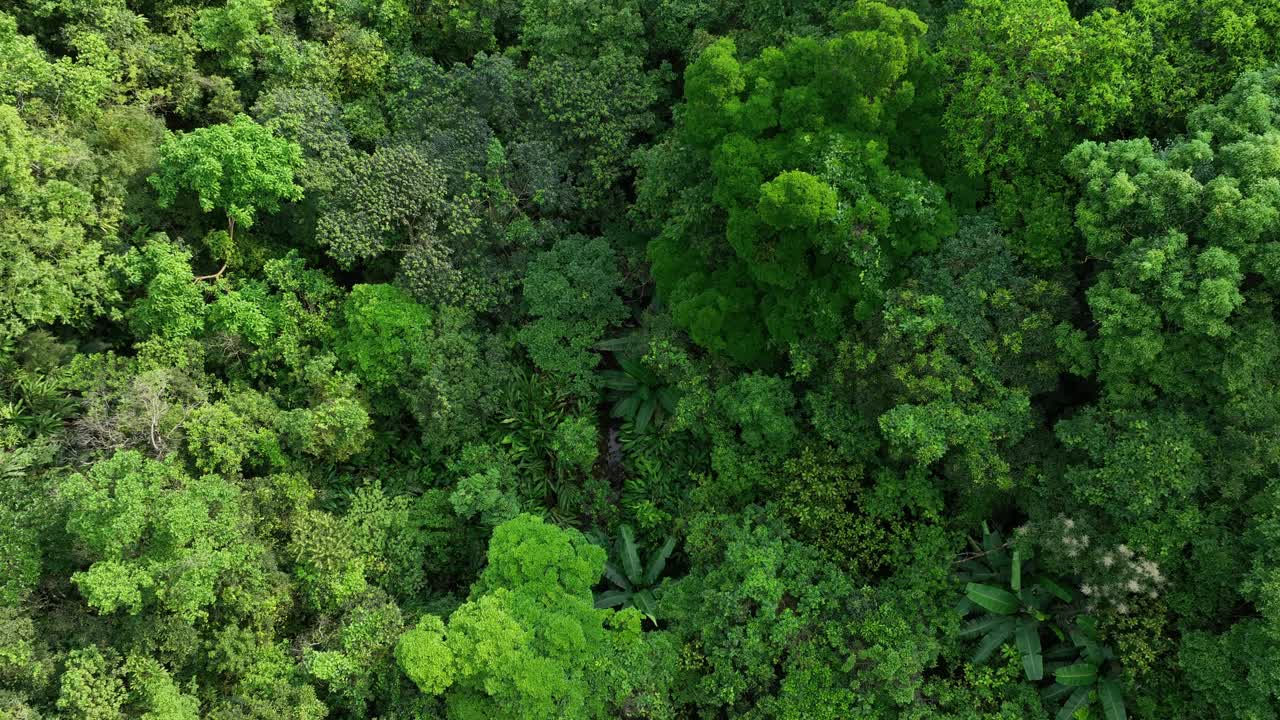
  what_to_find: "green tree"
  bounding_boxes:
[664,509,958,718]
[940,0,1143,262]
[638,1,953,365]
[518,235,627,397]
[0,105,119,339]
[149,114,303,279]
[395,514,666,719]
[61,450,275,622]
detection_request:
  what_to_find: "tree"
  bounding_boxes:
[395,514,668,719]
[638,1,953,365]
[663,508,957,718]
[940,0,1143,262]
[0,106,116,339]
[518,235,627,397]
[1062,66,1280,407]
[60,450,275,622]
[149,114,303,279]
[1129,0,1280,130]
[842,215,1071,490]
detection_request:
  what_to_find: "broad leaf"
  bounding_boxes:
[1056,687,1092,720]
[1038,577,1074,602]
[618,525,643,586]
[1055,662,1098,687]
[959,615,1010,638]
[1041,683,1074,704]
[595,589,631,609]
[966,583,1019,615]
[643,535,677,586]
[603,560,631,591]
[1016,620,1043,681]
[614,396,641,420]
[636,397,656,432]
[971,618,1015,663]
[632,589,658,619]
[657,387,678,413]
[1011,549,1021,591]
[1099,680,1127,720]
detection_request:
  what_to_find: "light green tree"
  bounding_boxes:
[396,514,669,719]
[149,114,302,279]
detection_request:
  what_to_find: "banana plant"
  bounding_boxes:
[589,524,676,624]
[601,358,678,433]
[958,523,1072,681]
[957,523,1127,720]
[1040,616,1128,720]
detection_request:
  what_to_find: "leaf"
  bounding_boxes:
[595,336,637,352]
[603,560,631,591]
[1099,680,1127,720]
[594,589,631,609]
[631,589,658,619]
[613,396,641,420]
[643,535,677,586]
[1011,550,1021,591]
[1055,662,1098,687]
[1015,618,1041,654]
[657,387,678,414]
[1037,577,1074,603]
[982,528,1003,553]
[959,615,1009,638]
[971,618,1015,663]
[1022,652,1044,682]
[966,583,1019,615]
[635,397,656,433]
[618,525,643,586]
[1016,619,1044,681]
[1056,687,1092,720]
[1041,683,1074,704]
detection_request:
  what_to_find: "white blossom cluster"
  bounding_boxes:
[1029,515,1166,614]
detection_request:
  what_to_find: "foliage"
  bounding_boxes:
[61,450,273,622]
[4,1,1280,718]
[589,523,677,622]
[518,235,627,397]
[601,356,680,433]
[149,114,303,270]
[395,514,660,718]
[638,1,954,365]
[940,0,1142,262]
[958,523,1130,720]
[0,105,121,339]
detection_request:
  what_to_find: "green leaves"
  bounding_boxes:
[518,235,627,398]
[1016,619,1044,681]
[1099,679,1128,720]
[965,583,1019,615]
[970,617,1015,663]
[958,521,1129,711]
[602,358,679,433]
[1055,662,1098,687]
[644,536,677,587]
[149,115,302,267]
[396,514,644,719]
[640,2,953,365]
[592,523,679,623]
[619,524,643,586]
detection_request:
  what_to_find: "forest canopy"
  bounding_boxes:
[3,0,1280,718]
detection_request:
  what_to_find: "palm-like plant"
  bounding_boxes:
[601,358,678,433]
[590,524,676,623]
[958,523,1128,720]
